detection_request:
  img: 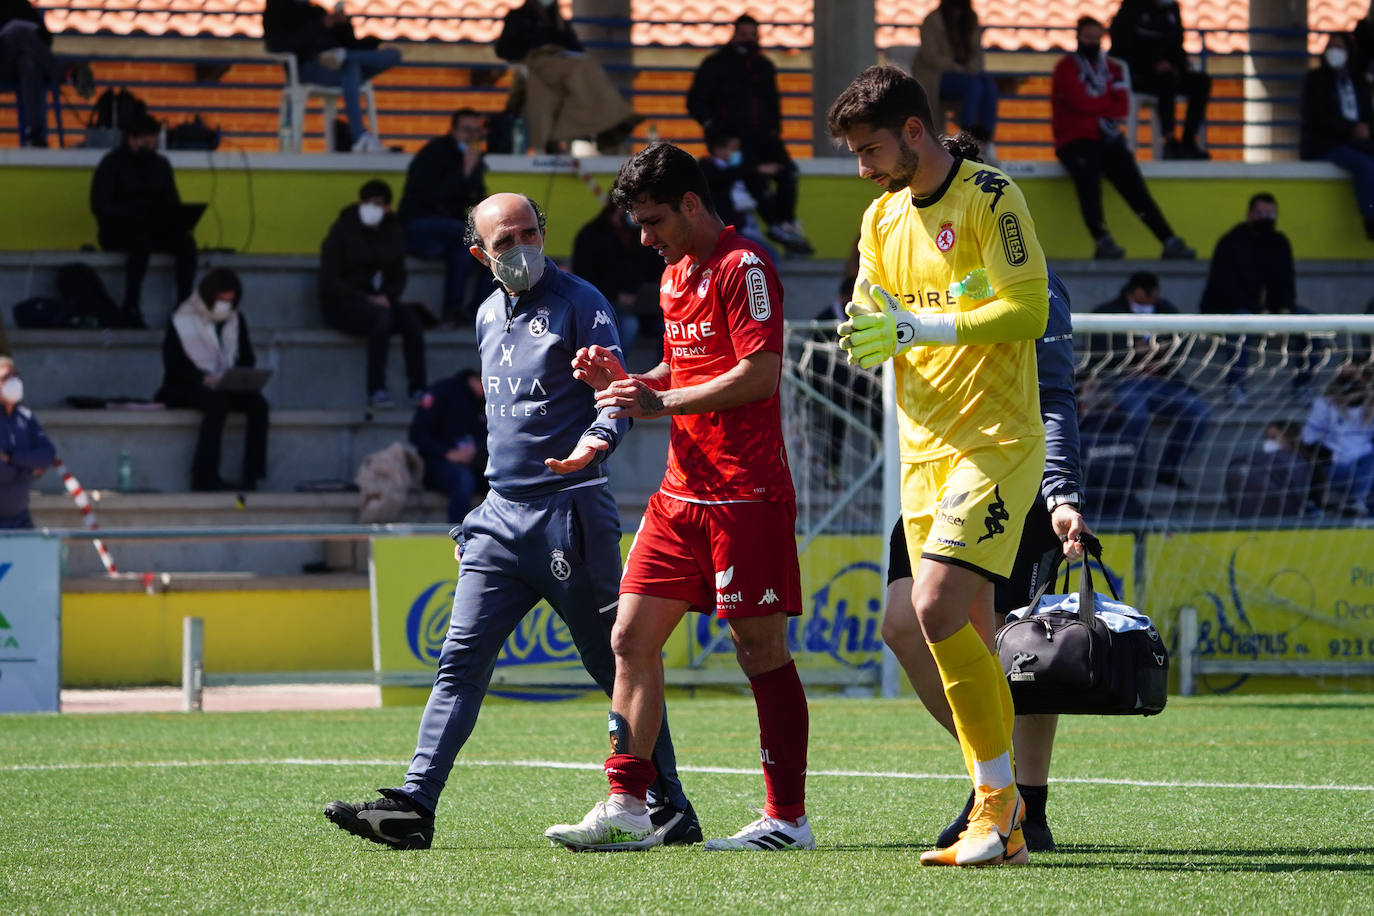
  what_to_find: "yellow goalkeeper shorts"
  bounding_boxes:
[901,435,1046,583]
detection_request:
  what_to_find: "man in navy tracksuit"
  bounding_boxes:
[324,193,698,850]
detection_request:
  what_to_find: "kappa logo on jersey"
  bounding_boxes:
[759,588,779,605]
[499,344,515,367]
[715,566,734,589]
[592,310,611,329]
[739,251,763,267]
[935,221,956,252]
[529,308,550,337]
[965,169,1009,212]
[745,266,771,321]
[976,485,1010,543]
[999,212,1029,266]
[550,549,571,581]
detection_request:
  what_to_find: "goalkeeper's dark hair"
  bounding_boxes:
[940,131,983,163]
[464,195,547,250]
[827,65,936,142]
[610,142,714,214]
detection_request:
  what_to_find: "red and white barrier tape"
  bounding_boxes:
[54,459,118,575]
[568,158,607,204]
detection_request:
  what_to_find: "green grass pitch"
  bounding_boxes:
[2,693,1372,915]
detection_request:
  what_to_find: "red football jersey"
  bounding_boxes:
[657,228,794,502]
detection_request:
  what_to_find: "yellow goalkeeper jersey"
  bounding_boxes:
[857,157,1049,463]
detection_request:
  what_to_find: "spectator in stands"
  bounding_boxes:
[89,114,198,329]
[697,129,780,259]
[1092,271,1210,489]
[911,0,1000,159]
[1301,32,1374,241]
[408,368,487,524]
[1200,192,1321,400]
[1108,0,1212,159]
[319,179,427,409]
[154,268,268,493]
[398,108,489,324]
[1300,365,1374,516]
[0,0,90,147]
[688,14,814,256]
[0,355,54,528]
[570,201,663,352]
[494,0,641,155]
[1353,7,1374,87]
[1051,16,1196,260]
[262,0,400,152]
[1077,372,1149,523]
[1200,192,1294,315]
[1226,420,1315,519]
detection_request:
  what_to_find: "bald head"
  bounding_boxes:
[468,192,543,257]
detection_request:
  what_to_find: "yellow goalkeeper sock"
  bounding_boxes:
[929,622,1014,789]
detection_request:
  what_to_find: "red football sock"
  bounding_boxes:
[604,753,655,801]
[749,659,809,821]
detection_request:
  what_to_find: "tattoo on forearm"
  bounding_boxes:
[636,387,664,414]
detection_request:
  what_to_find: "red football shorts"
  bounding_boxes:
[621,492,801,618]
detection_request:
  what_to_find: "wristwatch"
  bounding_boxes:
[1046,491,1082,513]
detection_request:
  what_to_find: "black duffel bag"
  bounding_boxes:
[995,535,1168,716]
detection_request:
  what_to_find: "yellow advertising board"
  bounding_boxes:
[372,532,1138,704]
[1146,531,1374,693]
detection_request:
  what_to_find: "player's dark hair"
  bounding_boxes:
[1076,15,1103,31]
[1248,191,1277,212]
[827,65,936,141]
[610,142,715,214]
[197,267,242,307]
[940,131,983,163]
[450,107,480,128]
[1124,271,1159,294]
[734,13,759,28]
[464,195,546,250]
[358,178,392,204]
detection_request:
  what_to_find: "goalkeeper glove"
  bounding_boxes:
[836,279,958,369]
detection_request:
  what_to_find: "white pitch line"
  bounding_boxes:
[1,756,1371,793]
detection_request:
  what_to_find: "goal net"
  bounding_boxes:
[781,314,1374,696]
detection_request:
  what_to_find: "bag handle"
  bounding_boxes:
[1025,531,1118,623]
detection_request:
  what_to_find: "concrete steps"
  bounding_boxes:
[32,490,445,577]
[10,328,481,411]
[28,404,669,507]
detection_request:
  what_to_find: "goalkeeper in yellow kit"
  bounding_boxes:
[827,65,1049,867]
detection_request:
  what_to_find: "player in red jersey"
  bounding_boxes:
[545,143,812,852]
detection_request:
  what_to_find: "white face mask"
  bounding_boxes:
[211,299,234,321]
[358,202,385,227]
[487,244,545,293]
[1,377,23,404]
[1261,439,1282,454]
[1326,47,1349,70]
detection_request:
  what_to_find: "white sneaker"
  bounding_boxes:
[351,131,384,153]
[544,799,658,851]
[703,811,815,851]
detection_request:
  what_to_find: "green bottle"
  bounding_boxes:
[949,268,992,301]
